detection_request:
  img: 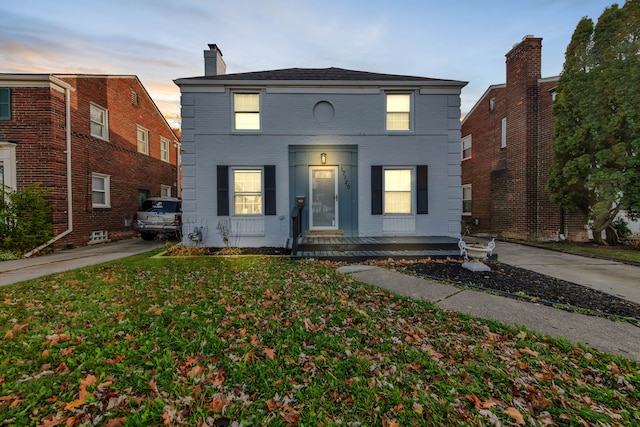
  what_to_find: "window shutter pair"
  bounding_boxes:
[371,165,428,215]
[217,165,276,216]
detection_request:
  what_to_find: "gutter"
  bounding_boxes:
[25,82,74,257]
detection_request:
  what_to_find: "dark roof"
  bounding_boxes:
[177,67,463,84]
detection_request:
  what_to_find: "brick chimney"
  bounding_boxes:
[204,44,226,76]
[504,35,543,240]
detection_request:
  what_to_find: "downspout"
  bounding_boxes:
[25,85,73,257]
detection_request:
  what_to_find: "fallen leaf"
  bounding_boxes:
[504,407,525,425]
[264,347,276,360]
[12,322,28,332]
[106,417,126,427]
[519,347,539,357]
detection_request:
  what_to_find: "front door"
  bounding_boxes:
[309,166,338,230]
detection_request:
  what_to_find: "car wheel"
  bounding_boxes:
[140,232,156,241]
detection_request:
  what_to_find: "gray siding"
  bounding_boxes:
[179,86,463,247]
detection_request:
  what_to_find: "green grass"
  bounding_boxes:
[1,254,639,426]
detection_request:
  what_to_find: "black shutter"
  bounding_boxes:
[264,165,276,215]
[417,165,428,214]
[371,166,382,215]
[217,165,229,216]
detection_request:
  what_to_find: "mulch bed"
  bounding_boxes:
[399,259,640,322]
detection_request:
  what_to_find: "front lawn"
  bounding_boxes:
[1,254,639,426]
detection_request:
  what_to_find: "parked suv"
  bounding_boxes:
[134,197,182,240]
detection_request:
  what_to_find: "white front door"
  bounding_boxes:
[309,166,338,230]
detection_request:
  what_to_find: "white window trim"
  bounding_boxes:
[232,167,264,216]
[233,92,261,132]
[383,166,415,215]
[161,184,172,197]
[160,137,170,163]
[137,125,149,155]
[92,172,111,208]
[0,142,17,191]
[90,103,109,140]
[385,92,413,132]
[461,135,472,161]
[462,184,472,216]
[501,118,507,148]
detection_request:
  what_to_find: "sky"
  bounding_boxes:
[0,0,620,127]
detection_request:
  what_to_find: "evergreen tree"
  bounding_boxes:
[548,0,640,244]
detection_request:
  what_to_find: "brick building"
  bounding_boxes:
[0,74,180,250]
[461,36,587,242]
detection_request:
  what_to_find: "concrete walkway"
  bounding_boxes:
[337,239,640,361]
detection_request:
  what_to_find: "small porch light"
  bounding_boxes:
[320,152,327,164]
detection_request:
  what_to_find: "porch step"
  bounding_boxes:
[291,236,461,261]
[306,229,344,237]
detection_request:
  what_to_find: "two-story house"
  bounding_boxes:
[461,36,588,242]
[0,74,180,251]
[174,45,466,249]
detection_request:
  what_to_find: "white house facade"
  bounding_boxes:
[174,44,467,248]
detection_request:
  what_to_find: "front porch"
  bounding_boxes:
[291,236,461,261]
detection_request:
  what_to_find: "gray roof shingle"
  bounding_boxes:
[177,67,463,84]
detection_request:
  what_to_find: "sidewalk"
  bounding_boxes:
[337,240,640,361]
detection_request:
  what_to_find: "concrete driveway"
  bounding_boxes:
[495,240,640,305]
[0,238,164,287]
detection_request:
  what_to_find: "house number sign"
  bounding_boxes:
[341,167,350,190]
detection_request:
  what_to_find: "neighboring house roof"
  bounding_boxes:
[462,75,560,125]
[175,67,467,88]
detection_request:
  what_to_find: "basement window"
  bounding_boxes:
[89,230,109,243]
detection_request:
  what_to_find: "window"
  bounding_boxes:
[462,184,472,215]
[137,126,149,154]
[501,117,507,148]
[0,88,10,121]
[0,142,17,191]
[462,135,472,160]
[161,185,171,197]
[92,173,111,208]
[386,93,411,131]
[160,137,170,162]
[384,169,412,214]
[234,93,260,130]
[90,103,108,139]
[233,169,262,215]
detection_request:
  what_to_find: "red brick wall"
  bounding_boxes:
[461,86,506,233]
[461,37,588,242]
[0,76,179,249]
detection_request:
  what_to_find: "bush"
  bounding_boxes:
[0,184,54,255]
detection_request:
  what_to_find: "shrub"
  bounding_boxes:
[0,184,54,255]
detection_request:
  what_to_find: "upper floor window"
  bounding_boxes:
[234,93,260,130]
[462,135,472,160]
[462,184,472,215]
[233,169,262,215]
[90,103,108,140]
[160,137,170,162]
[137,126,149,155]
[384,168,412,214]
[0,88,11,121]
[386,93,411,131]
[92,173,111,208]
[501,117,507,148]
